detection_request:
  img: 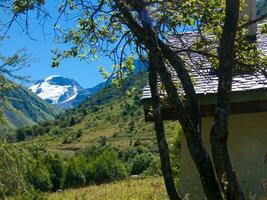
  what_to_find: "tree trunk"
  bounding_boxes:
[148,52,181,200]
[211,0,245,199]
[114,1,223,199]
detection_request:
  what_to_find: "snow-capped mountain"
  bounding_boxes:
[29,60,146,109]
[29,75,104,109]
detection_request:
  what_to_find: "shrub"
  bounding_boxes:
[16,128,26,141]
[92,105,100,112]
[0,143,30,198]
[69,117,76,126]
[63,156,87,188]
[89,150,127,184]
[133,139,142,147]
[97,136,107,146]
[31,125,45,136]
[131,153,153,175]
[13,190,45,200]
[118,148,138,162]
[45,154,64,191]
[59,120,69,128]
[26,160,52,192]
[49,128,62,135]
[169,130,182,188]
[142,156,162,176]
[76,130,83,139]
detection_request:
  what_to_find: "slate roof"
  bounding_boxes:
[141,32,267,101]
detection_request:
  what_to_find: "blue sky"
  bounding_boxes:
[1,1,113,88]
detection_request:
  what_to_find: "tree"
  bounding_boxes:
[16,128,26,141]
[63,156,86,188]
[0,36,30,122]
[45,154,64,191]
[211,0,244,198]
[0,142,30,198]
[3,0,267,199]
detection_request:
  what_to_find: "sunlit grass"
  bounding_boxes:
[48,177,168,200]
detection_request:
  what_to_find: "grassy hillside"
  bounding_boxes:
[18,72,179,153]
[47,177,168,200]
[0,84,60,136]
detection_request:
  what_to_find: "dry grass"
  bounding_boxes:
[47,177,168,200]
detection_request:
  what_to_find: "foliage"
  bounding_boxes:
[63,147,127,188]
[0,44,30,122]
[12,0,45,13]
[131,153,153,175]
[63,155,87,188]
[45,154,64,191]
[16,128,26,141]
[26,158,53,192]
[169,128,182,189]
[13,189,46,200]
[142,156,162,176]
[0,142,146,197]
[0,142,31,198]
[89,149,127,184]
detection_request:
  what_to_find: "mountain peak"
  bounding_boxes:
[29,75,82,105]
[45,75,62,81]
[29,75,105,109]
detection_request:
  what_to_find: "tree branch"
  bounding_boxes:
[239,12,267,29]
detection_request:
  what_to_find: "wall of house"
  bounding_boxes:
[180,112,267,199]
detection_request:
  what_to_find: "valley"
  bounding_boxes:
[16,72,179,153]
[0,72,180,200]
[1,1,267,199]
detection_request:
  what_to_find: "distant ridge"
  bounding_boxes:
[29,75,106,110]
[29,60,147,110]
[0,80,60,134]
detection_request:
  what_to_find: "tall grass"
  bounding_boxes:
[48,177,168,200]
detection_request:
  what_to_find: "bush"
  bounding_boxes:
[13,190,46,200]
[26,160,52,192]
[97,136,107,146]
[45,154,64,191]
[63,156,87,188]
[69,117,76,126]
[59,120,69,128]
[169,130,182,187]
[118,148,138,162]
[16,128,26,141]
[31,125,45,136]
[76,130,83,139]
[49,128,62,135]
[0,143,30,198]
[142,156,162,176]
[131,153,153,175]
[89,149,127,184]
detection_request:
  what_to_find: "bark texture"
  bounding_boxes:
[149,52,182,200]
[211,0,245,199]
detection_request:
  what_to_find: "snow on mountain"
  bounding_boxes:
[29,60,147,109]
[29,75,105,109]
[30,75,83,105]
